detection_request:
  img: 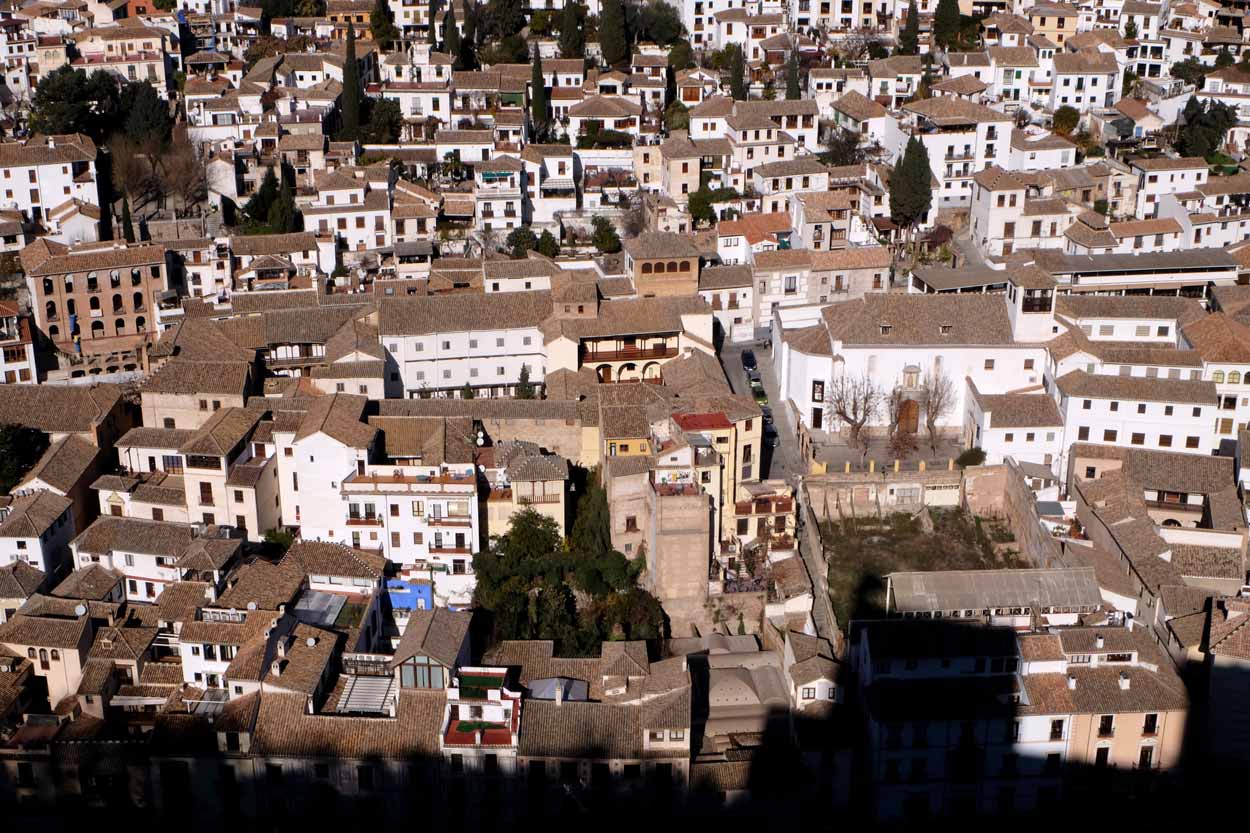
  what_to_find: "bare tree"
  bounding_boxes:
[827,372,882,450]
[161,127,207,211]
[110,135,154,204]
[920,369,955,453]
[884,386,917,460]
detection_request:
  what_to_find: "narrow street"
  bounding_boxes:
[721,340,840,643]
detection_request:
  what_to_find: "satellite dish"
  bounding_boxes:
[306,637,317,648]
[73,604,87,617]
[246,601,258,611]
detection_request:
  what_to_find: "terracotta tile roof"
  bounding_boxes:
[251,689,446,759]
[294,393,378,448]
[1130,155,1207,172]
[903,96,1012,124]
[0,490,72,538]
[74,516,197,558]
[0,383,122,435]
[378,290,551,336]
[392,607,471,669]
[1055,368,1215,404]
[0,611,88,649]
[143,360,252,396]
[972,390,1063,428]
[822,294,1015,345]
[117,427,195,452]
[0,561,44,598]
[22,239,165,277]
[283,541,386,579]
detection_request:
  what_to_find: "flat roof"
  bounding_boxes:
[887,567,1102,613]
[1036,248,1237,275]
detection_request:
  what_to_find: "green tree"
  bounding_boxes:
[28,66,119,142]
[889,135,933,252]
[591,215,621,252]
[785,48,801,100]
[461,382,476,399]
[483,0,525,40]
[443,4,461,57]
[1052,104,1079,136]
[663,99,689,131]
[340,24,360,140]
[530,45,548,138]
[600,0,628,67]
[636,0,683,44]
[458,0,479,70]
[0,425,49,494]
[1124,19,1137,39]
[365,97,403,142]
[370,0,399,47]
[120,81,171,147]
[728,43,747,100]
[428,0,441,43]
[898,0,919,56]
[821,126,865,166]
[263,527,296,552]
[121,196,135,243]
[559,1,585,57]
[933,0,961,49]
[536,229,560,257]
[245,168,279,223]
[668,39,694,70]
[506,225,538,257]
[516,363,536,398]
[1169,57,1206,89]
[1216,46,1234,69]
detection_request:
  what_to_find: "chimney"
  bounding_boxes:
[1119,672,1130,690]
[277,638,287,658]
[270,659,282,677]
[1095,633,1104,649]
[555,681,564,705]
[1067,674,1076,690]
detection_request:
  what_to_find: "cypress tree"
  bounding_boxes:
[600,0,628,67]
[530,45,547,138]
[729,44,747,101]
[934,0,961,49]
[898,0,919,55]
[559,1,584,58]
[341,24,360,140]
[443,4,460,57]
[459,0,477,70]
[889,135,933,252]
[369,0,398,48]
[121,196,134,243]
[428,0,440,43]
[785,48,801,100]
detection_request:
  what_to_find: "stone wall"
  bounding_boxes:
[964,461,1063,568]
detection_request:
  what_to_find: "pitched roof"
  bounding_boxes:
[0,491,71,538]
[18,435,98,493]
[821,294,1015,346]
[378,291,551,336]
[1054,369,1216,404]
[74,516,197,558]
[282,541,386,579]
[293,393,377,448]
[0,561,44,598]
[0,383,122,435]
[391,607,471,668]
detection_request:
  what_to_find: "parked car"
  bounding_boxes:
[741,350,757,372]
[746,368,761,384]
[764,426,780,447]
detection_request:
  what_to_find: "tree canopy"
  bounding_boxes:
[0,425,48,495]
[558,1,586,57]
[119,82,172,148]
[536,229,560,257]
[530,45,548,138]
[339,24,361,140]
[785,49,801,99]
[635,0,684,44]
[1052,105,1079,136]
[506,225,538,257]
[28,66,119,142]
[1177,98,1237,158]
[370,0,399,47]
[591,215,621,252]
[889,135,933,233]
[898,0,919,56]
[600,0,629,66]
[728,43,747,100]
[933,0,961,49]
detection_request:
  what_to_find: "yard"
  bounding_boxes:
[822,509,1028,624]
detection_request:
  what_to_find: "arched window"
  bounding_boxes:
[1213,370,1226,383]
[679,260,691,272]
[63,276,73,293]
[42,278,53,295]
[112,293,123,313]
[86,272,98,291]
[89,296,100,311]
[667,261,679,272]
[135,316,146,333]
[653,261,665,273]
[45,300,56,320]
[66,298,76,316]
[131,268,142,286]
[90,320,104,337]
[109,270,120,288]
[133,291,144,310]
[641,262,653,274]
[115,318,125,334]
[1231,371,1243,385]
[48,325,58,338]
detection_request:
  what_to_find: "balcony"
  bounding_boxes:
[945,149,975,161]
[517,494,561,505]
[584,345,678,362]
[430,545,471,554]
[347,516,382,526]
[427,516,473,526]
